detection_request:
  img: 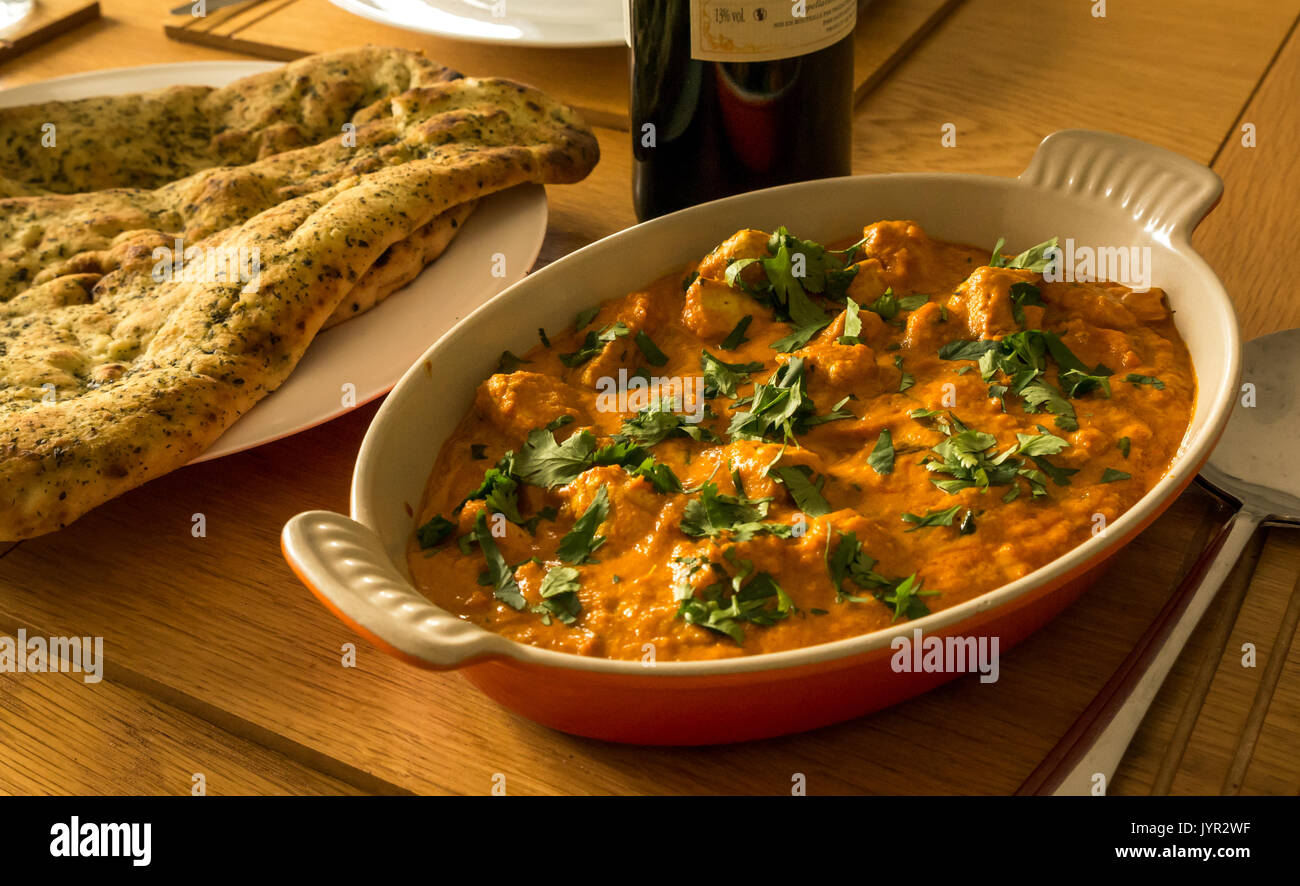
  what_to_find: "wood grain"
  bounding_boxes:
[0,669,362,795]
[0,0,1296,794]
[0,0,100,66]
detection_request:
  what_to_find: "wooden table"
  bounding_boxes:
[1,0,1298,795]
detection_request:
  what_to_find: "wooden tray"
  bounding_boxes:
[0,0,100,66]
[164,0,962,130]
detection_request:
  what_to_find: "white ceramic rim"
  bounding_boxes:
[346,135,1240,677]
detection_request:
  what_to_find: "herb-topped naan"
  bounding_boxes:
[0,48,598,540]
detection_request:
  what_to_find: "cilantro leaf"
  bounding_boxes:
[634,329,670,367]
[894,355,915,392]
[825,530,937,619]
[416,514,456,548]
[556,486,609,565]
[1099,467,1132,483]
[1125,373,1166,390]
[868,428,895,475]
[514,426,599,488]
[472,510,525,610]
[701,350,762,399]
[838,297,863,345]
[615,399,719,446]
[989,236,1059,272]
[574,306,600,330]
[720,315,753,350]
[1009,281,1044,328]
[533,566,581,625]
[679,482,791,541]
[676,554,795,644]
[771,464,831,517]
[558,321,629,367]
[901,505,965,531]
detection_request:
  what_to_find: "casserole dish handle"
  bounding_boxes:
[1019,130,1223,242]
[282,510,512,669]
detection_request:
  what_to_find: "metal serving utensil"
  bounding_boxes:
[1019,327,1300,795]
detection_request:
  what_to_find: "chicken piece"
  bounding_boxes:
[946,266,1041,340]
[474,371,591,437]
[1042,280,1139,331]
[564,465,667,551]
[1119,286,1172,324]
[697,229,770,282]
[682,275,750,341]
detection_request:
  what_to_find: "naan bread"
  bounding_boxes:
[0,49,598,540]
[0,46,461,195]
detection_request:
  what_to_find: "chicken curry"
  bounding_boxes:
[407,221,1195,661]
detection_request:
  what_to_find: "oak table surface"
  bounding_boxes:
[0,0,1298,795]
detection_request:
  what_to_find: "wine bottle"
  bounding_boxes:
[629,0,856,221]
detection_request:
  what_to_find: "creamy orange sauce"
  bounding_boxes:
[408,221,1195,661]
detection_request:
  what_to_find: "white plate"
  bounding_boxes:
[0,62,548,462]
[327,0,624,47]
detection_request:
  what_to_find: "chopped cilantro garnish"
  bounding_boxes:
[720,315,753,350]
[615,399,719,446]
[676,552,794,644]
[894,355,915,392]
[940,329,1107,432]
[838,297,864,345]
[701,350,762,399]
[988,236,1059,272]
[1009,281,1044,328]
[901,504,965,531]
[728,356,848,442]
[514,425,599,488]
[533,566,581,625]
[472,510,525,610]
[558,321,629,367]
[459,453,525,523]
[496,351,530,374]
[771,464,831,517]
[722,227,866,353]
[825,530,937,619]
[1125,373,1166,390]
[416,514,456,548]
[634,329,670,366]
[1099,468,1132,483]
[679,482,791,541]
[574,306,600,330]
[868,428,895,475]
[866,289,929,322]
[556,486,609,565]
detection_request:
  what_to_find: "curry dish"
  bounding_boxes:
[408,221,1195,661]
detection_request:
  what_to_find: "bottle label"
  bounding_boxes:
[689,0,857,62]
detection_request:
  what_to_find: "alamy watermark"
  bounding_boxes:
[1042,238,1151,292]
[890,628,999,684]
[0,629,103,683]
[152,239,262,294]
[594,369,706,423]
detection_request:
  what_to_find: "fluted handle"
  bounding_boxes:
[1019,130,1223,243]
[282,510,515,668]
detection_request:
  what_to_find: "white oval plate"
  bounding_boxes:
[327,0,624,48]
[0,61,548,462]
